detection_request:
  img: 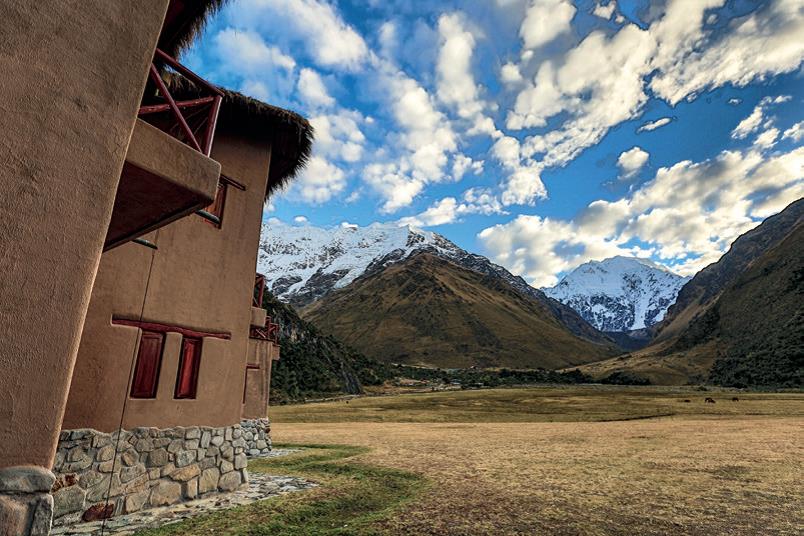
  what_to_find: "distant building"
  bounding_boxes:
[0,2,312,534]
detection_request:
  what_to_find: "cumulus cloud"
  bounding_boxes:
[592,1,616,20]
[506,0,804,170]
[479,145,804,287]
[782,121,804,143]
[637,117,672,132]
[293,215,308,223]
[617,146,649,178]
[310,111,366,163]
[293,156,347,204]
[399,188,508,227]
[500,62,524,85]
[732,95,792,140]
[213,28,296,75]
[230,0,368,70]
[297,68,334,108]
[519,0,576,50]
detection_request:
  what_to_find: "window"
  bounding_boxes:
[130,331,165,398]
[200,182,227,228]
[174,337,202,399]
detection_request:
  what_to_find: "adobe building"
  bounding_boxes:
[0,1,311,534]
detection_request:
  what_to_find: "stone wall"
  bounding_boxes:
[240,418,272,457]
[0,466,54,535]
[51,424,249,524]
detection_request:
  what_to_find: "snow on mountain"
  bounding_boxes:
[543,256,690,332]
[257,221,615,345]
[256,221,461,306]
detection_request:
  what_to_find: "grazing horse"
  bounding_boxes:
[732,397,739,402]
[705,397,716,403]
[683,399,691,403]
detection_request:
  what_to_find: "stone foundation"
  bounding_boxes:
[240,418,272,457]
[0,466,54,536]
[51,424,249,524]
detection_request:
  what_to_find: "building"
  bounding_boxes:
[0,1,311,534]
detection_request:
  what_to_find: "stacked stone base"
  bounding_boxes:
[0,466,54,535]
[51,424,250,524]
[240,418,272,457]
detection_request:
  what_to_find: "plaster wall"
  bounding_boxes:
[62,132,273,432]
[0,0,170,469]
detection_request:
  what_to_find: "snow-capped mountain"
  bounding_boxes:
[543,256,690,332]
[257,222,462,306]
[257,221,613,344]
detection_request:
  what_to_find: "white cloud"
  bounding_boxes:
[637,117,672,132]
[479,145,804,287]
[505,0,804,171]
[310,111,366,163]
[297,68,334,108]
[782,121,804,143]
[363,162,425,213]
[617,146,649,178]
[293,156,347,204]
[500,62,524,85]
[754,127,779,149]
[519,0,576,50]
[452,154,484,180]
[230,0,368,70]
[500,165,547,206]
[593,1,616,20]
[399,188,508,227]
[731,104,765,139]
[213,28,296,75]
[293,215,308,223]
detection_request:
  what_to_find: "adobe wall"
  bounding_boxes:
[0,1,170,533]
[62,132,273,432]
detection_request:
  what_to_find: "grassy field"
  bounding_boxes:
[139,386,804,535]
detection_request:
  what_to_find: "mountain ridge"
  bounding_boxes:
[302,251,621,369]
[258,221,612,345]
[544,256,689,332]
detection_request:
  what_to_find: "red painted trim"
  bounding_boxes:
[112,318,231,340]
[220,173,247,191]
[138,97,215,115]
[246,364,260,370]
[148,64,202,152]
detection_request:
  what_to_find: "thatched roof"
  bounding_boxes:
[215,88,313,197]
[158,0,227,59]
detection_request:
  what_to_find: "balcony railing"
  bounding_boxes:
[250,316,279,342]
[253,273,266,308]
[138,48,223,157]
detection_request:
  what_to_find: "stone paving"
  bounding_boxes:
[51,450,313,535]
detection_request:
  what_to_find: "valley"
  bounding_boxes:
[138,386,804,536]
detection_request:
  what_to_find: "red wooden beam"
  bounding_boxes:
[138,96,216,116]
[112,318,230,340]
[148,64,202,152]
[202,95,222,156]
[154,48,224,97]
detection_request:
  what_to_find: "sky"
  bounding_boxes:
[186,0,804,288]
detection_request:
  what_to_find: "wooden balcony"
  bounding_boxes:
[103,49,222,251]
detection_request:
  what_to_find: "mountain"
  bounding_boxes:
[258,221,612,345]
[544,256,689,332]
[302,252,621,369]
[576,199,804,386]
[260,290,391,402]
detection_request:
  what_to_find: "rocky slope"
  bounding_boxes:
[576,198,803,386]
[258,221,611,345]
[544,256,689,332]
[260,290,390,402]
[302,252,621,369]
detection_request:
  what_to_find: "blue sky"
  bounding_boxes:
[186,0,803,287]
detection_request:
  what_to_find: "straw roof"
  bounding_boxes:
[157,0,228,59]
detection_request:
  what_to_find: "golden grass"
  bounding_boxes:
[271,386,804,535]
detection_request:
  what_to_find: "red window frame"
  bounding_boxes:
[130,331,165,398]
[174,337,202,399]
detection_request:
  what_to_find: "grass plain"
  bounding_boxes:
[139,386,804,535]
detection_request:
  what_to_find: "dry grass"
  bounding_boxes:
[271,386,804,535]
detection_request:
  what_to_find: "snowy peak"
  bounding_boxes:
[257,222,461,307]
[543,256,689,332]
